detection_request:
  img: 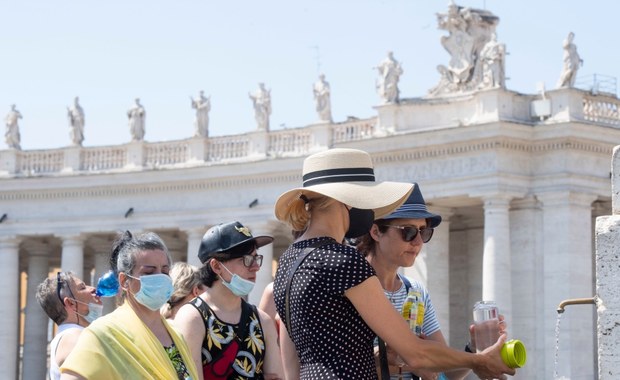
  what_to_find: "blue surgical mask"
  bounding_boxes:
[73,299,103,323]
[127,273,174,311]
[220,264,255,296]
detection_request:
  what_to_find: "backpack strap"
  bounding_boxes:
[399,274,412,293]
[284,237,335,332]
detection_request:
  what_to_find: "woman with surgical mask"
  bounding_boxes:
[60,231,199,380]
[174,221,283,380]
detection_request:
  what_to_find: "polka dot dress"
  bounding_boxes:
[273,237,378,379]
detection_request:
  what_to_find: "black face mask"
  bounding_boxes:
[345,207,375,239]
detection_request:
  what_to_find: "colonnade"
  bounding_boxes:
[0,190,604,380]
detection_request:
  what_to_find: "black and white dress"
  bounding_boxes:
[273,237,377,379]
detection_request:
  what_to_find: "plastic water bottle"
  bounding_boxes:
[472,300,527,368]
[96,270,119,297]
[473,300,500,352]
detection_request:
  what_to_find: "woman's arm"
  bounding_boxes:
[279,321,300,380]
[174,303,207,380]
[345,276,515,380]
[257,309,284,379]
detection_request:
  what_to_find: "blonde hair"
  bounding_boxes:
[161,262,201,319]
[284,192,336,231]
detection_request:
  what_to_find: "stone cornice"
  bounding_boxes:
[0,172,301,201]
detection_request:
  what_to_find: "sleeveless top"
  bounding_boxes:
[189,296,266,380]
[49,323,84,380]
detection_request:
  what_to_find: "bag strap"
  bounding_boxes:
[378,337,392,380]
[284,237,335,332]
[399,273,412,293]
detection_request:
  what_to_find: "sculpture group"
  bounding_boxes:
[3,2,586,149]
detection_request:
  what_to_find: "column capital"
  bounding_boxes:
[56,233,86,245]
[537,191,598,208]
[22,239,55,257]
[481,194,515,208]
[427,205,455,221]
[0,235,22,249]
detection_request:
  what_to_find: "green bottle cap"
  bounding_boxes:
[501,339,527,368]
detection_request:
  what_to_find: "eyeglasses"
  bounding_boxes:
[380,224,434,243]
[240,254,263,267]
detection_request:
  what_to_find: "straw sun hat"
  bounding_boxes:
[274,148,413,221]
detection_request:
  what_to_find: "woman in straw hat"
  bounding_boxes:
[272,149,515,380]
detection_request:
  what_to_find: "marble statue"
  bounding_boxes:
[375,51,403,103]
[429,2,500,96]
[191,91,210,137]
[557,32,583,88]
[313,74,332,122]
[67,96,85,146]
[479,33,506,89]
[249,83,271,131]
[127,98,146,141]
[4,104,22,150]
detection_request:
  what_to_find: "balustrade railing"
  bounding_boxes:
[17,150,64,174]
[332,119,375,143]
[583,96,620,127]
[207,135,251,161]
[3,86,618,178]
[81,147,127,171]
[145,140,190,166]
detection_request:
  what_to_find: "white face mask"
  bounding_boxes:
[220,264,255,296]
[72,299,103,323]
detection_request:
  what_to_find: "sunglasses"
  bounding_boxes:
[380,224,434,243]
[240,254,263,267]
[56,271,76,303]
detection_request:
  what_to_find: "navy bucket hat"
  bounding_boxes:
[381,183,442,228]
[198,221,273,264]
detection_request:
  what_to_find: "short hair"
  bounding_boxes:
[36,271,78,325]
[161,262,201,318]
[111,231,172,276]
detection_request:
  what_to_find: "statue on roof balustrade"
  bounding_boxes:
[313,74,333,122]
[191,90,210,137]
[249,83,271,131]
[557,32,583,88]
[127,98,146,141]
[429,1,502,96]
[4,104,22,150]
[67,96,85,146]
[374,51,403,104]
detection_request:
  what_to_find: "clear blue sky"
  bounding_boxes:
[2,0,618,150]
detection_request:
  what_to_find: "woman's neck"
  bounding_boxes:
[367,253,401,293]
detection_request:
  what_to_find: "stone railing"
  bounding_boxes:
[0,117,376,177]
[583,96,620,127]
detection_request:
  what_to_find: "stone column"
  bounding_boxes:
[22,241,51,380]
[90,236,117,315]
[247,223,274,306]
[60,234,85,279]
[425,206,453,343]
[538,191,597,380]
[509,196,542,380]
[0,236,21,380]
[482,195,513,324]
[595,213,620,379]
[186,227,206,268]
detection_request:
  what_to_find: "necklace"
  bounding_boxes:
[384,279,402,302]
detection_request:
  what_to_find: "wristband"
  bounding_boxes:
[464,342,473,353]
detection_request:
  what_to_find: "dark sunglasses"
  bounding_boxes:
[240,254,263,267]
[380,224,434,243]
[56,271,76,303]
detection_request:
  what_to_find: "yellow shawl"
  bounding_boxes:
[61,303,199,380]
